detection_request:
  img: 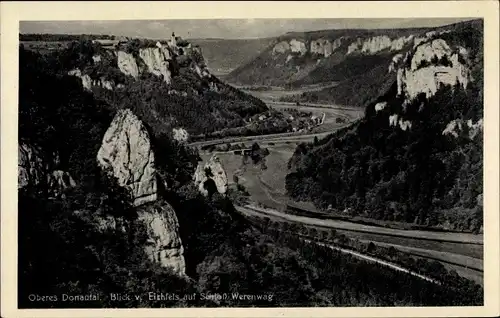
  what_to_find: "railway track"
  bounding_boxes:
[237,204,484,285]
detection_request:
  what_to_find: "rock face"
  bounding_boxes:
[395,39,471,102]
[310,39,333,57]
[48,170,77,196]
[273,41,290,54]
[374,101,387,112]
[18,142,48,189]
[18,142,76,195]
[388,114,412,131]
[172,128,189,143]
[139,46,172,85]
[347,35,414,55]
[96,109,187,276]
[137,203,186,276]
[68,69,93,91]
[68,69,114,91]
[117,51,139,79]
[388,53,404,73]
[97,109,157,206]
[442,119,463,138]
[289,39,307,55]
[273,37,345,58]
[442,118,483,139]
[193,155,228,196]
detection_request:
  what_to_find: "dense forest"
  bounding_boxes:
[286,77,483,233]
[19,34,483,307]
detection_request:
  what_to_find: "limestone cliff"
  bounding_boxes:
[68,69,114,91]
[442,118,483,139]
[18,142,76,195]
[289,39,308,55]
[394,39,471,102]
[372,36,475,134]
[48,170,77,196]
[97,109,157,206]
[139,44,172,85]
[117,51,139,79]
[172,127,189,143]
[347,35,414,55]
[137,203,186,276]
[96,108,186,276]
[193,155,228,196]
[18,142,48,189]
[272,37,345,58]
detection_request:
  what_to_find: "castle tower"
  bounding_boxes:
[171,32,177,47]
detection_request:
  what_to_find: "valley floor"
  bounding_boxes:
[195,85,483,286]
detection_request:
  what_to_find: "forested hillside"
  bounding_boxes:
[286,21,483,233]
[20,36,268,137]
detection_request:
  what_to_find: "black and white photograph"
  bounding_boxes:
[1,1,499,317]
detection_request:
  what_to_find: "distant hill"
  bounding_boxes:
[226,19,482,108]
[190,38,275,76]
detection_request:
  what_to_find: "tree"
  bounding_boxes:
[366,242,376,254]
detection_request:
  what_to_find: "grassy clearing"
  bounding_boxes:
[259,149,293,193]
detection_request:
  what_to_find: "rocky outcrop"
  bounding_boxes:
[388,114,412,131]
[347,35,414,55]
[273,41,290,54]
[18,143,48,189]
[442,119,463,138]
[395,39,471,102]
[374,101,387,112]
[274,37,344,58]
[18,142,76,195]
[193,155,228,196]
[48,170,76,196]
[442,118,483,139]
[139,45,172,85]
[96,109,187,275]
[97,109,157,206]
[117,51,139,79]
[172,128,189,143]
[388,53,404,73]
[310,39,333,57]
[289,39,307,55]
[68,69,114,91]
[137,203,186,276]
[68,69,93,91]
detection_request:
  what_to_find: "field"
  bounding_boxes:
[231,82,341,102]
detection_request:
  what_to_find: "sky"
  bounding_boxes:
[20,18,474,40]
